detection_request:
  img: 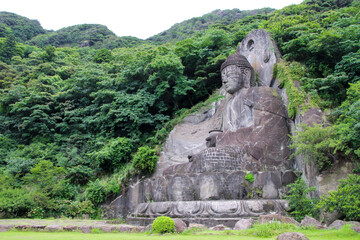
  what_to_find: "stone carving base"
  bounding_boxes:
[128,199,289,227]
[127,217,248,228]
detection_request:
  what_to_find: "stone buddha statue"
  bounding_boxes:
[109,31,296,223]
[185,53,291,172]
[205,53,256,148]
[156,51,292,202]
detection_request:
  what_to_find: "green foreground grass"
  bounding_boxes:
[0,224,359,240]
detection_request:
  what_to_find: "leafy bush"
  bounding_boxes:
[93,48,112,63]
[290,124,341,172]
[285,177,318,222]
[317,174,360,221]
[334,81,360,159]
[66,165,95,185]
[27,206,46,218]
[85,179,107,206]
[152,216,175,234]
[23,160,68,198]
[0,170,59,218]
[56,200,96,218]
[0,187,34,217]
[132,146,158,175]
[245,173,254,183]
[5,158,35,177]
[89,137,133,172]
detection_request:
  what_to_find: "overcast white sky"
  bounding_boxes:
[1,0,304,39]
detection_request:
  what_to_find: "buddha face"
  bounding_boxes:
[221,65,250,94]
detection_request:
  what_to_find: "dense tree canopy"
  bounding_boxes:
[0,12,46,42]
[147,8,274,44]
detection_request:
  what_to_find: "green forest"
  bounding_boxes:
[0,0,359,220]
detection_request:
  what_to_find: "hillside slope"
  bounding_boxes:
[147,8,274,44]
[27,24,145,49]
[0,11,46,42]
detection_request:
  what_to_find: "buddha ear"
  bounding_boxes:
[243,68,251,86]
[244,68,251,81]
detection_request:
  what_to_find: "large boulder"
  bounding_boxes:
[300,216,323,229]
[173,218,187,233]
[210,224,228,231]
[277,232,309,240]
[31,225,46,230]
[323,210,343,226]
[117,224,135,232]
[328,220,346,229]
[97,224,117,232]
[78,225,92,233]
[188,223,206,230]
[45,225,63,231]
[15,225,31,230]
[234,218,254,230]
[133,226,146,232]
[352,226,360,233]
[0,224,14,232]
[63,225,78,231]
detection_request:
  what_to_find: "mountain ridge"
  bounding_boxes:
[0,8,275,48]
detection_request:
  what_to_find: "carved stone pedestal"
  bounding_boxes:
[127,199,289,227]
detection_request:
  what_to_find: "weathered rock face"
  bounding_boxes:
[237,29,281,87]
[155,104,219,176]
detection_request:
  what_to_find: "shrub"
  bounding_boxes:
[93,48,112,63]
[0,134,15,164]
[27,206,46,218]
[89,137,133,172]
[152,216,175,234]
[6,158,35,177]
[56,199,95,218]
[285,177,318,222]
[245,173,254,183]
[0,187,34,217]
[23,160,68,198]
[85,179,107,206]
[132,146,158,175]
[290,124,341,172]
[317,174,360,221]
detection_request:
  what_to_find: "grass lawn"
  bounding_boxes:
[0,225,359,240]
[0,220,359,240]
[1,232,255,240]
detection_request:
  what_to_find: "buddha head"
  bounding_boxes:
[220,53,255,94]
